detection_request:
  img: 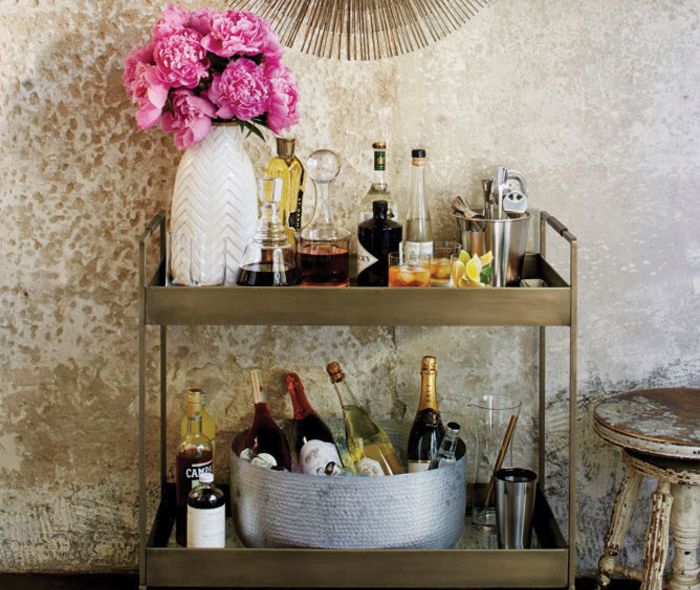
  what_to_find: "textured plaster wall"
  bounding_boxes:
[1,0,699,574]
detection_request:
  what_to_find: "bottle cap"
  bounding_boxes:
[326,361,345,383]
[411,148,426,158]
[372,200,388,220]
[372,141,387,150]
[198,471,214,484]
[420,356,437,372]
[446,421,461,434]
[276,137,296,159]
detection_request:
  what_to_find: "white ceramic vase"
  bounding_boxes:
[170,123,257,286]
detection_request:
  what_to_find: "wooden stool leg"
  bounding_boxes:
[669,484,700,590]
[597,465,644,589]
[641,480,674,590]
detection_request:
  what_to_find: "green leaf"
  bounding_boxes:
[238,120,266,142]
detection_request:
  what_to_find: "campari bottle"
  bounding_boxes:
[286,372,345,475]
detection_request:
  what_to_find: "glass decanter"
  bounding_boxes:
[296,150,350,287]
[237,177,301,287]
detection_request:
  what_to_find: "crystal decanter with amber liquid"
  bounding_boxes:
[237,177,301,287]
[296,150,350,287]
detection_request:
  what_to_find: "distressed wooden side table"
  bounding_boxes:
[594,388,700,590]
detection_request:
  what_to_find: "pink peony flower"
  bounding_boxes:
[153,28,209,88]
[188,8,214,36]
[207,58,269,121]
[125,60,170,130]
[152,5,189,39]
[161,89,216,149]
[266,65,299,134]
[202,10,280,59]
[123,44,153,92]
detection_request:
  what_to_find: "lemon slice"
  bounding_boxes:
[480,251,493,266]
[465,254,482,283]
[458,250,470,265]
[451,260,465,287]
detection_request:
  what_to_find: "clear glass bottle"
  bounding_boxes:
[186,471,225,548]
[296,150,350,287]
[237,177,301,286]
[404,148,433,262]
[242,369,292,471]
[179,388,216,457]
[429,422,461,469]
[407,356,445,472]
[326,361,404,476]
[176,406,213,546]
[357,200,402,286]
[266,137,305,243]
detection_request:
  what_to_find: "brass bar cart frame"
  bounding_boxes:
[137,210,577,590]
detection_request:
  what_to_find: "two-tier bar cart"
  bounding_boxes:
[138,210,577,589]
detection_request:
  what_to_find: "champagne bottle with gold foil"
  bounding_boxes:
[407,356,445,472]
[180,388,216,456]
[266,137,305,242]
[326,362,404,476]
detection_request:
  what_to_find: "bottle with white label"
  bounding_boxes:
[285,372,346,475]
[176,407,213,546]
[357,200,402,286]
[403,148,433,262]
[326,361,404,476]
[407,356,445,472]
[187,472,226,548]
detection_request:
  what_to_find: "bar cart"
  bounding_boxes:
[138,210,577,589]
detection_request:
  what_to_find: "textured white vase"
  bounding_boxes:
[170,124,257,286]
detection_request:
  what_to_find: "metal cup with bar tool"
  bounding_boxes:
[453,167,530,287]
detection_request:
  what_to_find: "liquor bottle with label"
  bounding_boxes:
[266,137,305,242]
[429,422,461,469]
[296,150,350,287]
[285,372,345,475]
[326,361,404,476]
[357,200,402,286]
[404,148,433,262]
[242,369,292,471]
[407,356,445,472]
[176,405,214,546]
[179,388,216,457]
[186,471,225,548]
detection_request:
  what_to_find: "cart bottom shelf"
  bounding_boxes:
[144,484,569,588]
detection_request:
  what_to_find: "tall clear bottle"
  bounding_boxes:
[176,404,213,546]
[407,356,445,472]
[326,361,404,476]
[179,388,216,457]
[404,148,433,262]
[266,137,305,243]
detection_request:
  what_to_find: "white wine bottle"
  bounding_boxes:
[326,362,404,476]
[179,388,216,456]
[403,148,432,263]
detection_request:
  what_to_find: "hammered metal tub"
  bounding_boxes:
[229,423,466,549]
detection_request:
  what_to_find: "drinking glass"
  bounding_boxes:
[387,252,431,287]
[469,394,522,531]
[430,241,461,287]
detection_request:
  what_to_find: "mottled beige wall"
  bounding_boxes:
[1,0,699,574]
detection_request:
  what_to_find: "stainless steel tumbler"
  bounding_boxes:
[494,468,537,549]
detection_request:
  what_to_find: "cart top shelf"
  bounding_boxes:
[144,254,572,327]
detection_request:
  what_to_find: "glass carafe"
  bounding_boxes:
[237,177,301,287]
[296,150,350,287]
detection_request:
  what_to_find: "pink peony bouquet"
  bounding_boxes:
[123,5,299,149]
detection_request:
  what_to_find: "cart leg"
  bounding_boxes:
[641,480,674,590]
[669,484,700,590]
[596,464,644,589]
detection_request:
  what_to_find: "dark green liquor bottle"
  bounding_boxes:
[407,356,445,472]
[357,200,402,286]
